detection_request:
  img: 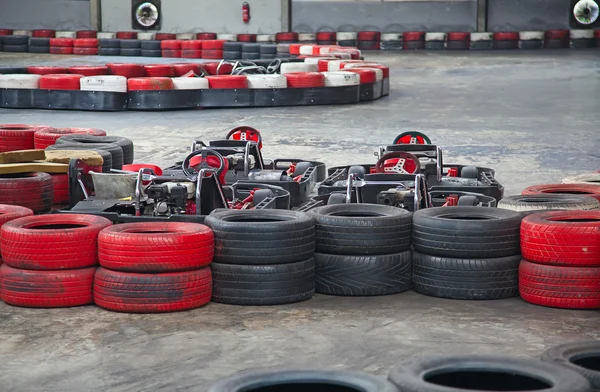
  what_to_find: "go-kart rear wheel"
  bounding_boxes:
[461,166,479,179]
[327,193,347,205]
[293,161,312,177]
[457,195,479,206]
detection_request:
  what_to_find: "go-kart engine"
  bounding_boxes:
[377,188,414,209]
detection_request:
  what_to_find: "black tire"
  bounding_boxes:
[99,39,120,48]
[259,44,277,54]
[309,204,412,255]
[140,40,161,50]
[461,165,479,179]
[120,48,141,57]
[54,136,124,169]
[277,53,291,59]
[29,46,50,53]
[29,37,50,46]
[223,42,243,51]
[223,51,241,60]
[260,54,277,60]
[98,48,121,56]
[241,52,261,60]
[388,355,592,392]
[241,43,261,53]
[209,369,399,392]
[315,251,411,296]
[0,66,28,74]
[498,194,600,214]
[57,135,133,164]
[4,36,29,45]
[457,195,479,206]
[204,209,315,265]
[210,258,315,305]
[412,207,521,258]
[412,251,520,300]
[45,144,113,173]
[541,341,600,390]
[141,49,162,57]
[120,39,141,48]
[4,45,28,53]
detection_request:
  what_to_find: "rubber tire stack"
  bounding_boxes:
[223,42,242,60]
[120,39,141,57]
[99,38,120,56]
[29,37,51,53]
[3,36,29,53]
[205,209,315,305]
[260,44,277,60]
[94,222,214,313]
[241,43,261,60]
[141,40,162,57]
[0,214,111,308]
[309,204,412,296]
[412,207,523,300]
[0,172,54,213]
[54,133,134,167]
[519,210,600,309]
[0,204,34,263]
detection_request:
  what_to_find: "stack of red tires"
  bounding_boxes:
[519,210,600,309]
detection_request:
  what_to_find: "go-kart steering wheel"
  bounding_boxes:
[267,59,282,74]
[375,151,421,175]
[393,131,432,145]
[182,149,228,184]
[227,126,263,149]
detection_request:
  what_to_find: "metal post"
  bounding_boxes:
[90,0,102,31]
[477,0,487,32]
[281,0,291,32]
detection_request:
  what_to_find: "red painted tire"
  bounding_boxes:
[161,49,182,58]
[522,184,600,202]
[0,29,13,36]
[359,64,390,78]
[521,211,600,266]
[203,62,232,75]
[201,49,224,59]
[1,214,111,270]
[182,49,202,58]
[173,63,205,76]
[127,77,175,91]
[346,68,377,84]
[205,75,248,89]
[98,222,214,272]
[116,31,137,39]
[0,265,95,308]
[276,32,298,42]
[67,65,109,76]
[26,66,68,75]
[493,32,519,41]
[357,31,381,41]
[49,38,74,47]
[316,32,336,42]
[160,40,182,50]
[403,32,425,41]
[0,205,34,227]
[317,59,334,72]
[202,40,226,50]
[519,260,600,309]
[0,172,53,213]
[284,72,325,88]
[32,29,55,38]
[0,124,51,152]
[39,74,84,90]
[155,33,176,40]
[181,40,203,50]
[289,44,303,55]
[196,32,217,40]
[144,64,176,77]
[73,47,98,55]
[93,267,212,313]
[73,38,98,47]
[34,127,106,149]
[49,47,74,55]
[106,63,145,78]
[447,32,471,41]
[237,34,257,42]
[545,30,569,40]
[76,30,97,38]
[51,173,69,205]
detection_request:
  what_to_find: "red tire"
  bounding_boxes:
[358,64,390,78]
[173,63,205,76]
[201,49,223,59]
[289,44,302,55]
[237,34,257,42]
[357,31,381,41]
[317,59,333,72]
[155,33,176,40]
[49,38,74,47]
[160,40,182,50]
[205,75,248,89]
[203,62,232,75]
[76,30,97,39]
[73,47,98,55]
[346,68,377,84]
[106,63,145,78]
[0,265,95,308]
[1,214,111,270]
[181,40,203,50]
[519,260,600,309]
[0,29,13,36]
[522,184,600,202]
[73,38,98,47]
[284,72,325,88]
[493,32,519,41]
[0,124,51,152]
[93,267,212,313]
[545,30,569,40]
[32,29,55,38]
[447,32,471,41]
[34,127,106,149]
[196,32,217,40]
[182,49,202,58]
[276,32,298,42]
[403,32,425,41]
[51,173,69,205]
[0,172,53,213]
[26,66,69,75]
[67,65,109,76]
[144,64,176,77]
[0,205,34,227]
[202,40,226,50]
[316,32,336,42]
[39,74,84,90]
[127,77,174,91]
[521,211,600,266]
[161,49,182,58]
[116,31,137,40]
[595,30,600,39]
[98,222,214,272]
[49,47,74,55]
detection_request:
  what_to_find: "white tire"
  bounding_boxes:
[246,74,287,89]
[0,74,41,89]
[97,32,116,39]
[298,33,316,42]
[381,33,402,41]
[425,32,446,41]
[257,34,275,42]
[328,52,352,59]
[336,32,357,41]
[519,31,544,40]
[471,32,492,41]
[137,32,156,40]
[217,34,236,41]
[56,31,76,38]
[342,63,383,80]
[498,194,600,212]
[176,33,194,40]
[13,30,32,37]
[321,71,360,87]
[80,76,128,93]
[280,62,318,74]
[562,172,600,185]
[570,29,594,39]
[299,45,315,55]
[304,56,333,65]
[171,77,209,90]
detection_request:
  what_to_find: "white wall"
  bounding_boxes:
[0,0,92,30]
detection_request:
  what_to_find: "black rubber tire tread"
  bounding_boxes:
[58,134,134,164]
[98,47,121,56]
[140,40,161,50]
[412,206,522,258]
[259,44,277,54]
[120,48,141,56]
[120,39,141,48]
[141,49,162,57]
[55,135,124,169]
[241,43,261,53]
[4,36,29,45]
[205,209,315,265]
[260,54,277,60]
[388,355,592,392]
[209,369,400,392]
[241,52,261,60]
[223,51,242,60]
[99,39,120,48]
[29,37,50,46]
[210,258,315,305]
[541,341,600,389]
[309,204,412,255]
[412,251,520,300]
[498,194,600,214]
[4,45,28,53]
[315,251,411,296]
[28,45,50,53]
[223,42,243,51]
[45,144,112,172]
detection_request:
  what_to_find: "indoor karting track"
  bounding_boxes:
[0,50,599,391]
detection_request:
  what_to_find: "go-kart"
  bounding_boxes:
[164,126,327,207]
[59,148,291,223]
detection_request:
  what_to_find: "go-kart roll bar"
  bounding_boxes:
[135,168,157,216]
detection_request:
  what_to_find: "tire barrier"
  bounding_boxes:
[522,183,600,202]
[498,194,600,215]
[542,341,600,390]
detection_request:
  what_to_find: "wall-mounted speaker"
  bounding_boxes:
[570,0,599,28]
[132,0,161,30]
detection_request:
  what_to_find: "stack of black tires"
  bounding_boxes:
[120,39,141,57]
[205,209,316,305]
[241,43,261,60]
[48,134,135,170]
[259,44,277,59]
[2,35,29,53]
[309,204,413,296]
[29,37,50,53]
[412,207,523,300]
[99,39,120,56]
[223,42,242,60]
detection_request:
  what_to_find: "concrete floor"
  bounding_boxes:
[0,51,599,391]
